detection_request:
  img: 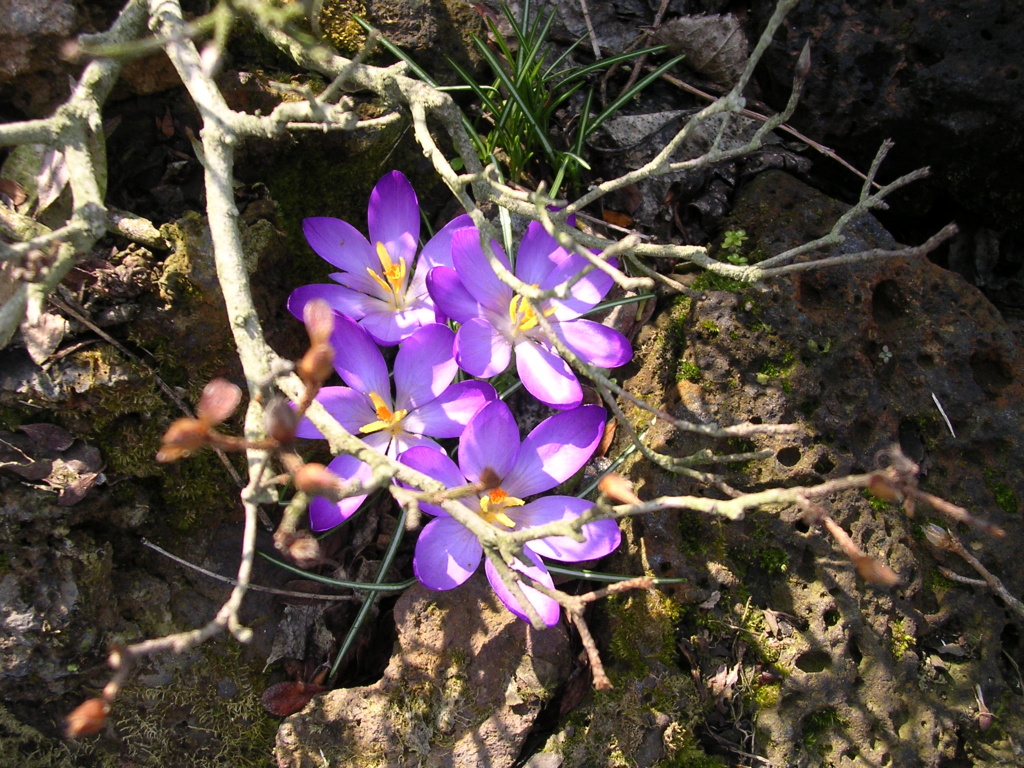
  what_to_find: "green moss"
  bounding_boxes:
[751,681,781,709]
[691,272,748,293]
[607,589,683,672]
[889,617,916,659]
[111,643,277,768]
[676,360,702,384]
[697,320,720,338]
[861,488,892,513]
[317,0,369,55]
[801,707,846,751]
[983,469,1018,514]
[757,547,789,575]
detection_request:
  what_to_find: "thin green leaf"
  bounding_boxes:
[474,39,555,157]
[258,551,415,592]
[587,54,686,137]
[546,564,689,585]
[558,44,672,85]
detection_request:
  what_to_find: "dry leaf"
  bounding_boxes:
[21,311,68,364]
[0,178,28,206]
[261,680,327,717]
[652,15,749,87]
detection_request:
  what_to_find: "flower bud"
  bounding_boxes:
[303,299,335,346]
[852,554,901,587]
[196,378,242,425]
[599,473,642,505]
[293,463,343,498]
[297,343,335,388]
[867,473,899,502]
[265,397,298,444]
[156,418,209,462]
[65,698,109,738]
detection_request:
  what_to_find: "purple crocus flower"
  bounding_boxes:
[288,170,472,345]
[400,400,621,625]
[426,222,633,409]
[297,314,496,530]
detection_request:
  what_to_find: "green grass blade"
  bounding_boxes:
[558,44,672,84]
[587,54,686,137]
[473,38,555,157]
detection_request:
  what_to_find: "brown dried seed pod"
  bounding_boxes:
[65,697,110,738]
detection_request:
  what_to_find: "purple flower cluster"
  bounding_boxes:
[288,171,632,622]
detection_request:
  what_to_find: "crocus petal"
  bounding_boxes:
[287,284,382,323]
[515,220,566,286]
[455,317,512,378]
[502,404,606,497]
[541,252,616,319]
[427,266,483,324]
[358,304,436,346]
[295,387,374,438]
[303,217,377,274]
[330,269,385,297]
[553,318,633,369]
[330,314,391,399]
[451,228,513,315]
[483,547,561,626]
[402,380,497,438]
[458,399,520,484]
[409,214,475,297]
[414,516,482,589]
[514,338,582,409]
[389,432,441,457]
[367,171,419,266]
[393,324,457,410]
[307,453,372,531]
[517,497,622,562]
[399,445,469,517]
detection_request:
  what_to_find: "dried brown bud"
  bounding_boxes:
[275,527,322,568]
[196,378,243,425]
[598,473,642,505]
[65,697,109,738]
[852,554,901,587]
[156,418,209,462]
[796,41,812,81]
[261,680,327,717]
[265,397,298,444]
[923,523,954,551]
[293,463,343,498]
[297,343,335,387]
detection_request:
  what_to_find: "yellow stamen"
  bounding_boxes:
[359,391,409,435]
[509,288,556,333]
[478,486,524,528]
[366,242,408,309]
